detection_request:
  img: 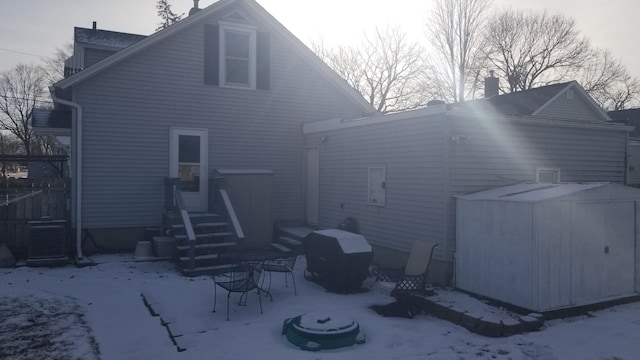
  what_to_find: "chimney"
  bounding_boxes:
[189,0,201,16]
[484,70,499,98]
[92,21,97,30]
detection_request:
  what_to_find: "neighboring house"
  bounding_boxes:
[609,108,640,187]
[303,81,631,285]
[63,24,147,77]
[35,0,373,253]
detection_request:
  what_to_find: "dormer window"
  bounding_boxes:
[219,22,256,89]
[204,22,269,90]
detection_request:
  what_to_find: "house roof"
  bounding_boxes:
[303,82,632,135]
[456,182,612,202]
[32,108,72,132]
[54,0,374,114]
[609,108,640,138]
[74,27,146,49]
[450,82,571,116]
[448,81,611,122]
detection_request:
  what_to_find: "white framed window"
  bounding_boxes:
[536,168,561,183]
[219,21,257,89]
[368,165,386,206]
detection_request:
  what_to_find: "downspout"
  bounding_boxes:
[49,86,84,260]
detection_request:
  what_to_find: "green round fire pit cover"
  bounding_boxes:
[282,312,366,351]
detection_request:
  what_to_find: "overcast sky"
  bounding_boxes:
[0,0,638,79]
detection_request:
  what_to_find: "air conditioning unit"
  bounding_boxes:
[27,219,68,266]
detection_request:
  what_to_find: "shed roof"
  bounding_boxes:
[456,182,613,202]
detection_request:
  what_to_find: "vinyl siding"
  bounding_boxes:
[305,115,448,255]
[536,91,603,122]
[84,48,117,68]
[446,113,627,259]
[74,8,368,228]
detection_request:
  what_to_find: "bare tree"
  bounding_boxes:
[427,0,493,103]
[0,132,23,177]
[574,49,640,110]
[42,42,74,85]
[156,0,183,31]
[314,25,428,113]
[0,64,47,155]
[484,9,590,93]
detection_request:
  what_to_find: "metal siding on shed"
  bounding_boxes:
[75,12,368,229]
[534,201,573,310]
[306,115,448,256]
[457,184,640,311]
[455,199,534,308]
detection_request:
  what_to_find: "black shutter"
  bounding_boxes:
[256,31,270,90]
[204,24,219,86]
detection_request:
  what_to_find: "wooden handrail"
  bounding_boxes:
[219,189,245,240]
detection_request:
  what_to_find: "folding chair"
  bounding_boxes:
[376,241,439,294]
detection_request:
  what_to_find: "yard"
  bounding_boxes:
[1,254,639,359]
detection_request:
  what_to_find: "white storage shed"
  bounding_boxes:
[456,182,640,312]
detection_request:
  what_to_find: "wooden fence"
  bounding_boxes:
[0,178,70,259]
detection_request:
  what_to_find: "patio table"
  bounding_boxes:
[219,249,292,300]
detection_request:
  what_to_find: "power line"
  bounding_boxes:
[0,48,51,60]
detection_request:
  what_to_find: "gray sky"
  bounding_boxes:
[0,0,638,78]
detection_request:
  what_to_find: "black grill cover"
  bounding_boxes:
[304,229,373,291]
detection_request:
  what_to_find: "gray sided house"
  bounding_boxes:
[303,81,631,285]
[609,107,640,186]
[40,0,373,249]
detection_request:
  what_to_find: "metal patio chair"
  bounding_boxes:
[261,255,298,295]
[213,263,263,321]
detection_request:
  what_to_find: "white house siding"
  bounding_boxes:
[74,10,368,229]
[446,114,627,262]
[305,115,449,259]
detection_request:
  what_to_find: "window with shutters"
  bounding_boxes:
[219,22,256,89]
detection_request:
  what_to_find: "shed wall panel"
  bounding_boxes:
[455,200,534,308]
[534,201,573,310]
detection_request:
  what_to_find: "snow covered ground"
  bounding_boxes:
[1,254,640,359]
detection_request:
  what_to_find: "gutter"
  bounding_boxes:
[49,87,84,261]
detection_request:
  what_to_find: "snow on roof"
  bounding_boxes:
[74,27,147,49]
[313,229,372,254]
[457,182,611,202]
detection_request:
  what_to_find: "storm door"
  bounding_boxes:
[170,128,208,212]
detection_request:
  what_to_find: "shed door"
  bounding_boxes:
[571,201,635,304]
[170,128,208,212]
